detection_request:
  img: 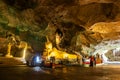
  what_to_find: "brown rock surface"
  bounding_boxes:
[0,0,120,55]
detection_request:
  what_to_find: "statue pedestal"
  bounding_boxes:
[5,54,13,58]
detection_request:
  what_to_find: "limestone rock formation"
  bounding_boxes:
[0,0,120,56]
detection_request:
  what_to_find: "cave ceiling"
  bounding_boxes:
[0,0,120,52]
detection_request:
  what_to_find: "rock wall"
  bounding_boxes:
[0,0,120,54]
